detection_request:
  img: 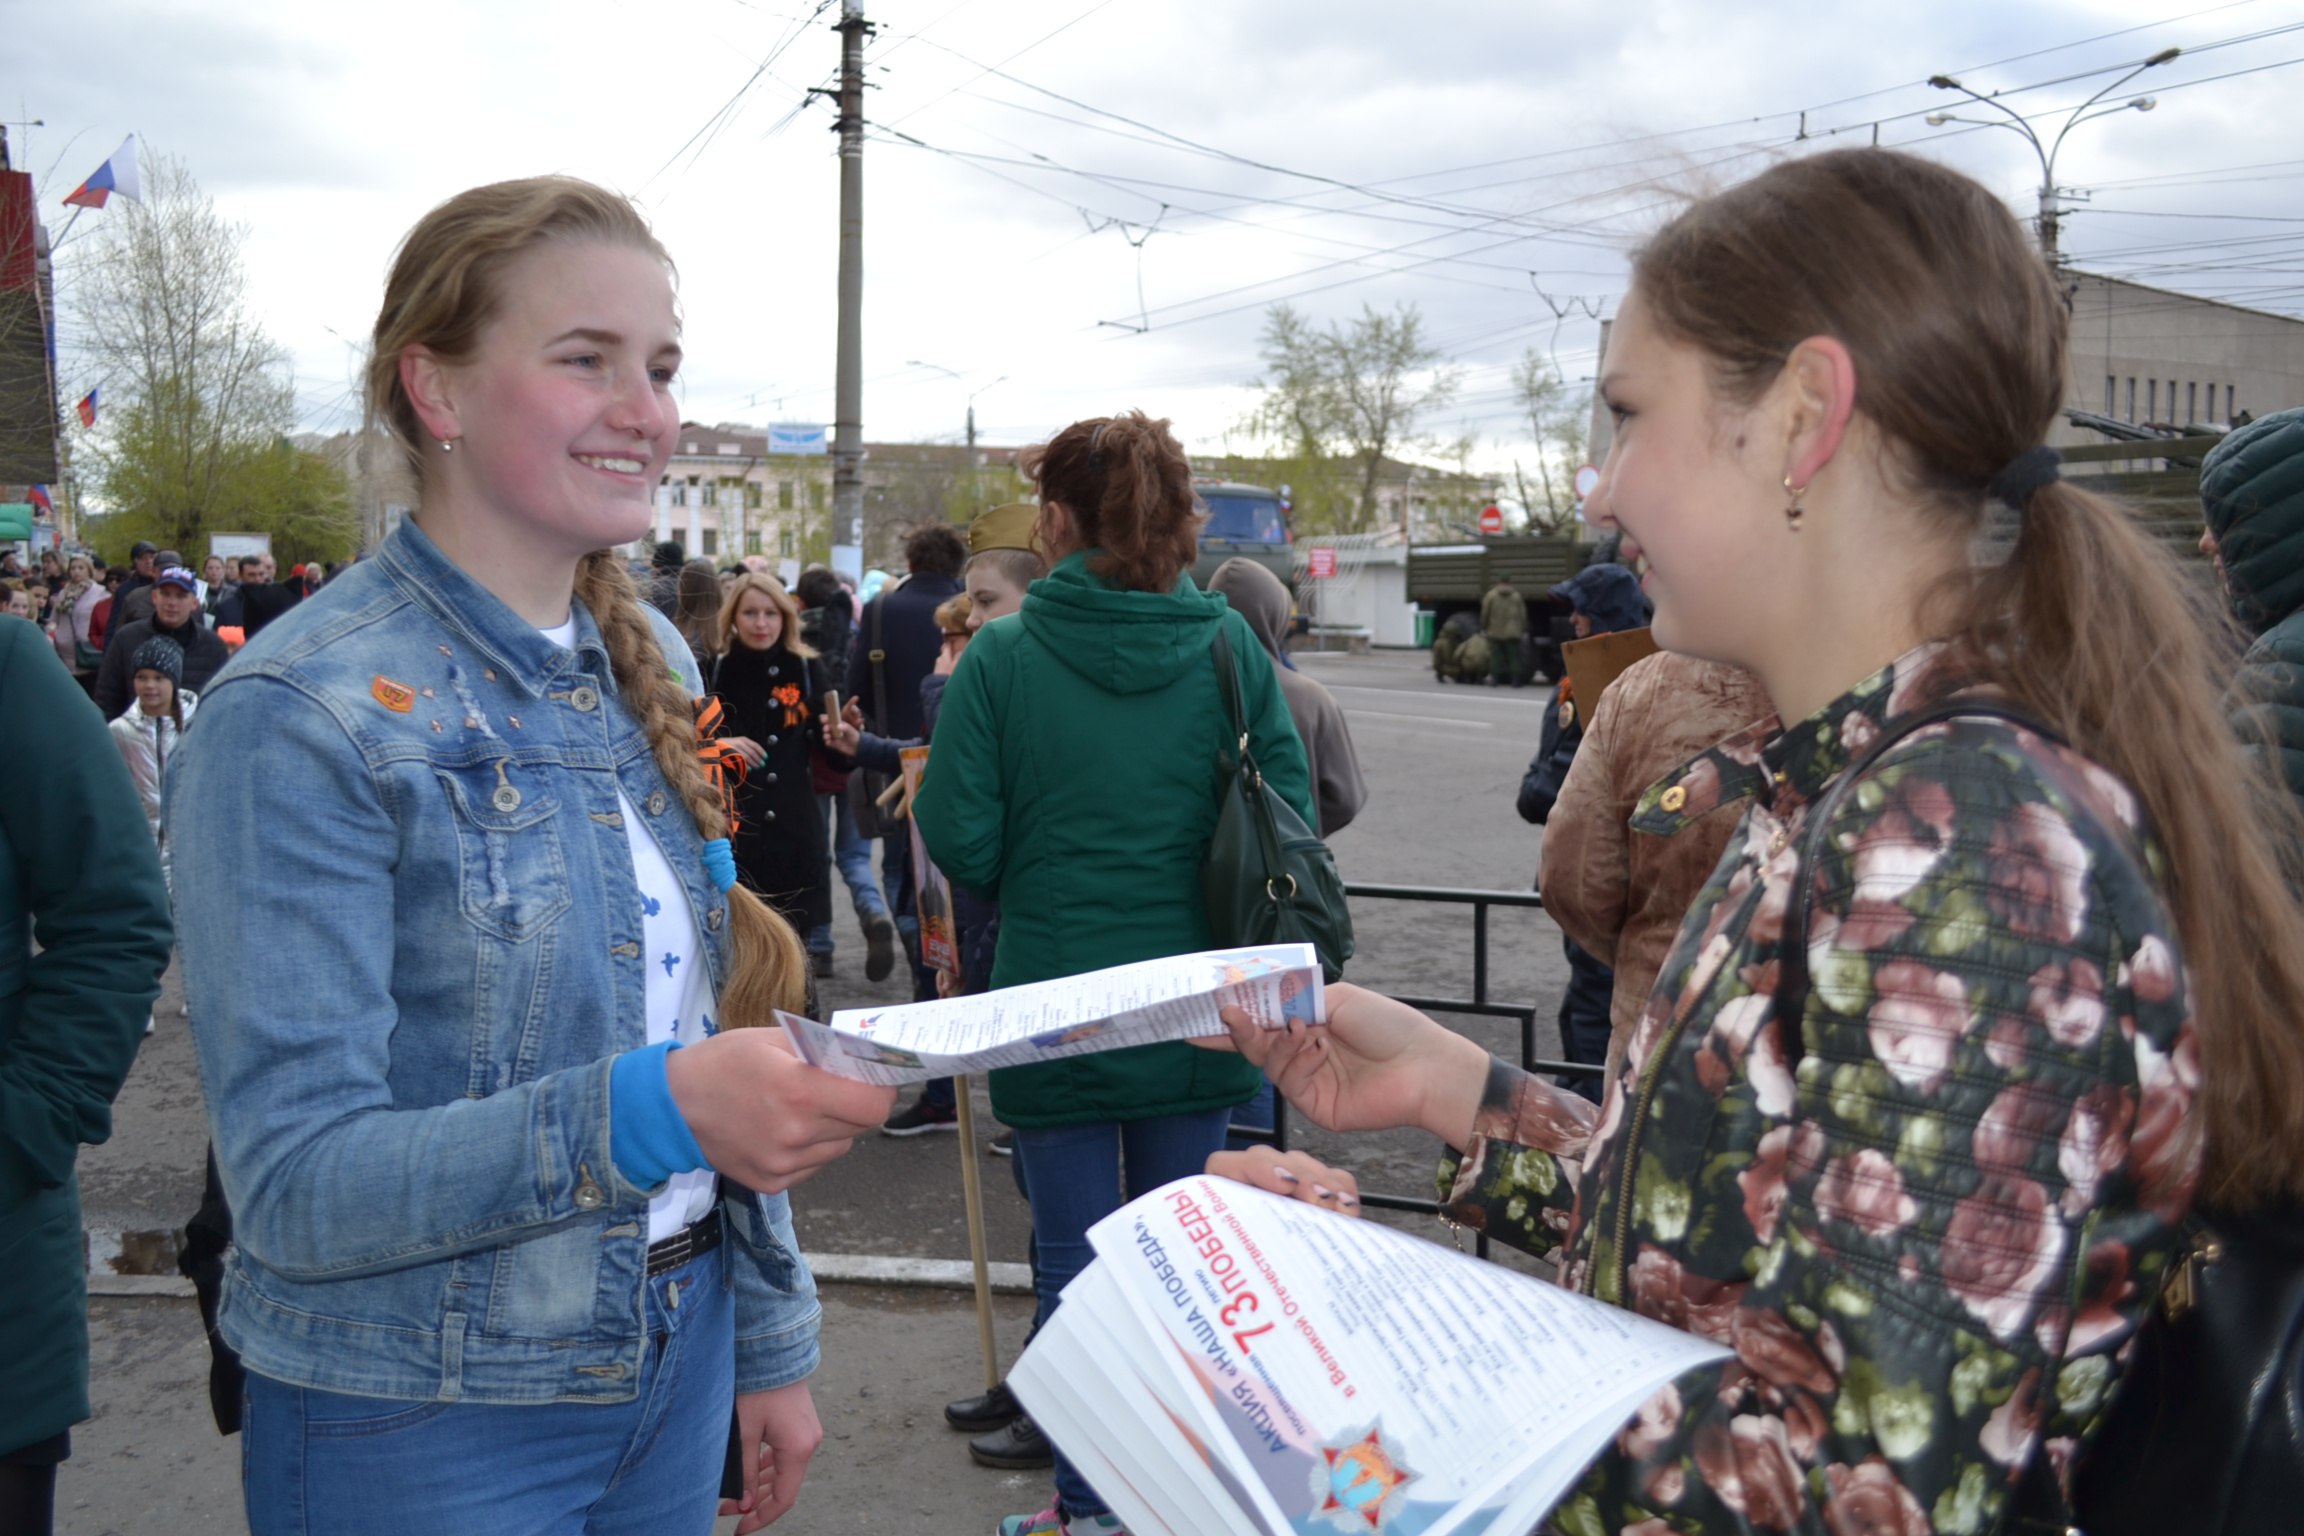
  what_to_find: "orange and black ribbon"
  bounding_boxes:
[695,695,746,834]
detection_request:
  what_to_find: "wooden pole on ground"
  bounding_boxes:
[952,1073,1001,1390]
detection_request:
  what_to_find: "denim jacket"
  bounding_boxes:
[172,518,819,1405]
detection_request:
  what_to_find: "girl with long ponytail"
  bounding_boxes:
[1208,148,2304,1536]
[172,176,892,1536]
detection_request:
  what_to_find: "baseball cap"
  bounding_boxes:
[155,565,199,593]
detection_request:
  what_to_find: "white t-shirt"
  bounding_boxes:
[543,619,718,1242]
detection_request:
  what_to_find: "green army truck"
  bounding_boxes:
[1410,534,1596,682]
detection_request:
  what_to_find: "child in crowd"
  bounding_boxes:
[109,635,195,1032]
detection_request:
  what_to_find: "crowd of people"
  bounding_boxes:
[7,142,2304,1536]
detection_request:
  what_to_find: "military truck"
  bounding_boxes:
[1189,481,1293,591]
[1409,533,1596,681]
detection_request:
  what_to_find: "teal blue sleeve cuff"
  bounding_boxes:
[609,1041,712,1188]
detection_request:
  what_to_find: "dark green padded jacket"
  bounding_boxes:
[912,551,1312,1127]
[2201,408,2304,855]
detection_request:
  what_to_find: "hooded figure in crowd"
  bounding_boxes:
[2199,407,2304,874]
[1207,557,1368,836]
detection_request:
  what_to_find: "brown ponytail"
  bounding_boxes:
[1637,148,2304,1208]
[574,552,808,1026]
[1021,410,1202,592]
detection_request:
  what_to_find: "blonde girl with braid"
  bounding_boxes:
[172,177,894,1536]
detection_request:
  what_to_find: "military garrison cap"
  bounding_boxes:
[968,502,1041,557]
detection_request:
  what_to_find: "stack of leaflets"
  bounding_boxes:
[1012,1174,1730,1536]
[778,944,1323,1086]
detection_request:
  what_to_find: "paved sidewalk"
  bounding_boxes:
[62,1284,1046,1536]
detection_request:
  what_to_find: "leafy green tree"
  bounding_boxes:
[71,150,348,561]
[1250,302,1460,535]
[1510,348,1592,532]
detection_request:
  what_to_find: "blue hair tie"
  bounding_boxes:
[700,837,737,894]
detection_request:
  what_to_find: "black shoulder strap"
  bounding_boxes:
[1776,699,2063,1059]
[866,592,888,729]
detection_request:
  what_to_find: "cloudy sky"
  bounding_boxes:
[13,0,2302,474]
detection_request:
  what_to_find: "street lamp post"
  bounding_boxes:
[906,361,1008,514]
[1926,47,2179,261]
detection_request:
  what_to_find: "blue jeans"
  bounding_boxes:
[808,792,889,955]
[1012,1108,1236,1519]
[242,1247,732,1535]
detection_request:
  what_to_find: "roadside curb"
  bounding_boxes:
[88,1250,1031,1298]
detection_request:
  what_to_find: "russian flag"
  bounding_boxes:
[76,388,98,428]
[63,135,142,211]
[28,486,53,516]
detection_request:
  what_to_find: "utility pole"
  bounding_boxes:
[831,1,871,565]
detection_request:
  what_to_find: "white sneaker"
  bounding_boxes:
[145,1013,156,1035]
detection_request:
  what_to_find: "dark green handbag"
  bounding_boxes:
[1201,629,1353,981]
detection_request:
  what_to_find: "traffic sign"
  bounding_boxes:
[1478,504,1505,535]
[1306,546,1338,579]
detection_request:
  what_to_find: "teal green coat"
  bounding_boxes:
[0,621,173,1454]
[913,552,1314,1127]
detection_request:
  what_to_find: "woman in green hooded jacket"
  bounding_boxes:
[913,410,1312,1536]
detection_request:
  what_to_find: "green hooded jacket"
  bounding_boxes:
[913,551,1314,1127]
[0,622,173,1454]
[2201,407,2304,851]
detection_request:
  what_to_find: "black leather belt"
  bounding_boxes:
[645,1203,725,1277]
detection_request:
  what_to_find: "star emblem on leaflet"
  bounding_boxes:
[1311,1425,1416,1531]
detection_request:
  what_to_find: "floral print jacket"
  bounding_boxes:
[1442,643,2201,1536]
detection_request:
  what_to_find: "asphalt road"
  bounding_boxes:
[61,645,1578,1534]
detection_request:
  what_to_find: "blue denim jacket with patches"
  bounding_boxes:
[171,517,819,1404]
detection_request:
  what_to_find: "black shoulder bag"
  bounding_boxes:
[1778,700,2304,1536]
[848,593,896,839]
[1200,628,1353,982]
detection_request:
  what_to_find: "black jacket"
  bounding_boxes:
[92,614,230,720]
[849,575,962,740]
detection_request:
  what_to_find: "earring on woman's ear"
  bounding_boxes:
[1783,474,1809,532]
[440,438,456,453]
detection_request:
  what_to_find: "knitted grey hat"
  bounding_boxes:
[131,635,184,686]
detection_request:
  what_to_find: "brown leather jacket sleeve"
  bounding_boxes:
[1537,680,1630,967]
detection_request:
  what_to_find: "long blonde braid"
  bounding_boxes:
[574,551,807,1026]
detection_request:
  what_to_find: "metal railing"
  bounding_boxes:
[1226,882,1606,1258]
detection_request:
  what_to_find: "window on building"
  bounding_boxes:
[702,482,717,507]
[2228,385,2237,422]
[809,483,826,511]
[671,483,687,507]
[779,480,795,511]
[746,483,763,510]
[2105,375,2116,415]
[2187,381,2197,424]
[2147,379,2158,422]
[701,528,718,557]
[779,529,796,558]
[747,530,762,555]
[2126,378,2137,422]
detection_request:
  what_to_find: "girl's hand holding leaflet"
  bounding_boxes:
[1205,1147,1361,1215]
[666,1028,896,1192]
[1216,982,1491,1146]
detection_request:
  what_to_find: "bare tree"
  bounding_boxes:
[1252,302,1460,535]
[1510,348,1590,532]
[71,151,348,558]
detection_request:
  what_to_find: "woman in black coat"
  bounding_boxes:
[709,573,836,940]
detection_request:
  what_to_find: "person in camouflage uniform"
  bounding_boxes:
[1481,574,1529,686]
